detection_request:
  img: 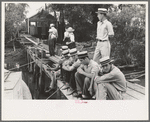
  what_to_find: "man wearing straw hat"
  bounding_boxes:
[74,51,101,99]
[48,28,57,56]
[62,48,81,95]
[93,8,114,63]
[45,49,71,93]
[92,56,127,100]
[63,27,76,49]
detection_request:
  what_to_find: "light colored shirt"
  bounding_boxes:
[94,65,127,92]
[64,31,75,42]
[72,59,81,68]
[51,27,58,38]
[96,19,114,40]
[80,60,100,74]
[88,60,101,74]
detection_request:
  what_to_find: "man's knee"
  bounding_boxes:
[75,72,79,78]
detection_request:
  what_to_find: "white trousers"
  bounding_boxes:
[94,82,123,100]
[93,41,111,63]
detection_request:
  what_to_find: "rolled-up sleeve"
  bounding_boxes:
[107,22,114,36]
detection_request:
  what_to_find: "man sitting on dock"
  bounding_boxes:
[62,48,81,95]
[92,56,127,100]
[45,47,71,93]
[74,51,101,99]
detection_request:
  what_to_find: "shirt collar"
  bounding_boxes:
[99,19,107,24]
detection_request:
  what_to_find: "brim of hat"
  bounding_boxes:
[95,11,107,14]
[101,59,114,66]
[70,53,77,56]
[67,29,74,32]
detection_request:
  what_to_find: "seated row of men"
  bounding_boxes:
[46,46,127,100]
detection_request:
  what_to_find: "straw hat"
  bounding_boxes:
[66,27,75,32]
[99,56,114,66]
[95,8,108,14]
[77,51,88,59]
[69,48,77,56]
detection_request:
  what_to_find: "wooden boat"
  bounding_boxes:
[4,69,32,99]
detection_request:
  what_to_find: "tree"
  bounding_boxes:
[46,4,113,42]
[108,4,145,66]
[5,3,29,51]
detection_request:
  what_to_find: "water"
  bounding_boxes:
[21,66,67,100]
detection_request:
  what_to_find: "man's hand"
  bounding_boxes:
[77,68,85,74]
[94,76,100,83]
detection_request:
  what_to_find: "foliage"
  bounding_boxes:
[5,3,29,43]
[108,4,145,66]
[47,4,112,42]
[46,4,145,66]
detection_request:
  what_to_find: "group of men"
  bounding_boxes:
[47,8,127,100]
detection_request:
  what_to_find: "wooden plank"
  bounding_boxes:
[48,56,61,64]
[126,87,145,100]
[127,81,145,94]
[57,80,80,100]
[24,36,38,45]
[122,93,137,100]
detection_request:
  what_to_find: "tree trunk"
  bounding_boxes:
[12,36,16,51]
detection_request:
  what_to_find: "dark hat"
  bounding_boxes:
[95,8,108,14]
[69,48,77,56]
[77,51,88,59]
[99,56,114,66]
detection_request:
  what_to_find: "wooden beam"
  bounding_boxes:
[127,81,145,94]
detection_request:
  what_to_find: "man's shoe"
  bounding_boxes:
[45,87,55,93]
[82,95,92,100]
[66,89,76,96]
[62,85,70,90]
[73,93,82,98]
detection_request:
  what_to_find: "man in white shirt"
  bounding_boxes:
[93,8,114,63]
[50,23,58,39]
[74,51,101,99]
[94,56,127,100]
[63,27,76,49]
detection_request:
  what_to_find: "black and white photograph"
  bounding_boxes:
[2,1,149,121]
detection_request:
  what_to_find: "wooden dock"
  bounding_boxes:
[19,34,145,100]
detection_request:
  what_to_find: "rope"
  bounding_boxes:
[7,61,35,71]
[46,83,65,100]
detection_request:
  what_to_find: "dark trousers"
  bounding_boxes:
[62,69,77,90]
[69,69,77,90]
[75,72,92,97]
[48,38,56,56]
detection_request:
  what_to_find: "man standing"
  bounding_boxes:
[74,51,101,99]
[93,8,114,63]
[48,29,56,56]
[48,24,58,56]
[93,56,127,100]
[63,27,76,49]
